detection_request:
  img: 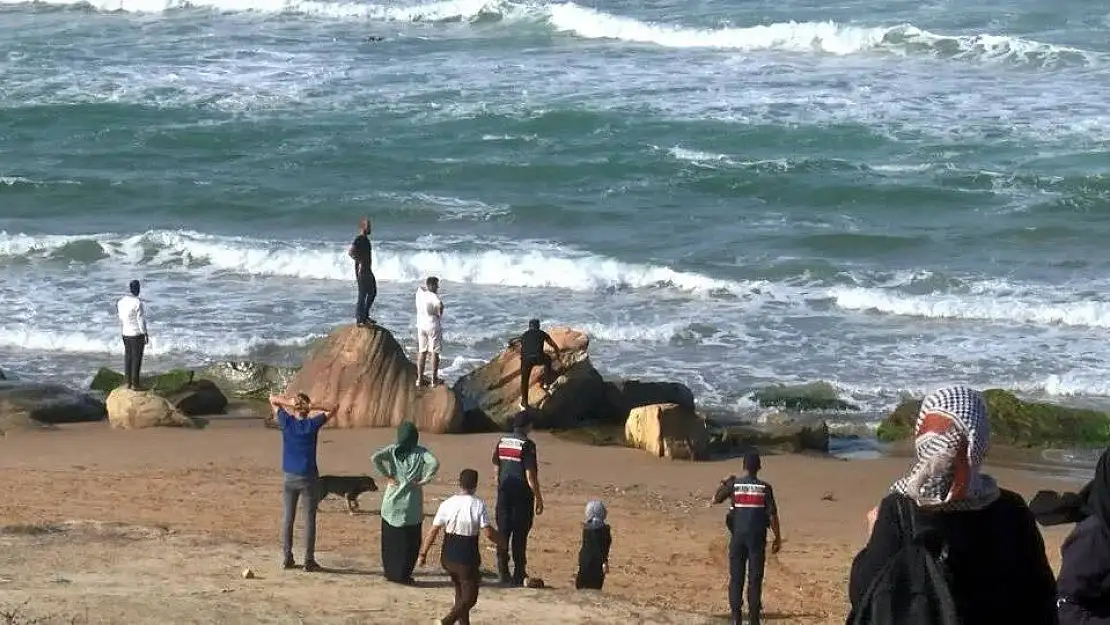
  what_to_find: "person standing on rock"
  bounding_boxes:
[116,279,149,390]
[348,217,376,327]
[372,421,440,585]
[270,392,334,573]
[509,319,562,409]
[415,276,444,388]
[492,410,545,586]
[712,452,782,625]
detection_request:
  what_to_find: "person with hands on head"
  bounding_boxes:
[269,392,334,572]
[372,421,440,585]
[712,452,781,625]
[418,469,505,625]
[492,409,544,586]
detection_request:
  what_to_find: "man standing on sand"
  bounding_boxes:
[348,217,376,327]
[415,276,444,388]
[509,319,562,409]
[269,392,335,572]
[116,279,149,390]
[492,410,545,586]
[712,452,783,625]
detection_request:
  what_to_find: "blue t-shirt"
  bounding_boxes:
[278,408,328,477]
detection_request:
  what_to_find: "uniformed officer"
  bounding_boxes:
[491,410,545,586]
[712,452,782,625]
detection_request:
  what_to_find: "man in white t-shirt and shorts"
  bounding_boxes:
[415,276,445,388]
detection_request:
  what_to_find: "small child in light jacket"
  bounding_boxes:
[575,499,612,590]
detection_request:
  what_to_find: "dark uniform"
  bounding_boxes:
[716,475,777,625]
[351,233,375,325]
[518,327,555,405]
[492,432,538,585]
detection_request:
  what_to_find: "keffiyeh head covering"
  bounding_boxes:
[584,499,607,530]
[891,386,1000,511]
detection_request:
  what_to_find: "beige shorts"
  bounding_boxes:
[417,326,442,354]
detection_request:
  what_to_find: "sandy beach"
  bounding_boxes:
[0,418,1082,624]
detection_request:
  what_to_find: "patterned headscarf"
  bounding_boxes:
[584,499,608,530]
[890,386,1000,511]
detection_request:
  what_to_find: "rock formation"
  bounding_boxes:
[625,403,709,461]
[283,325,462,433]
[0,381,106,436]
[106,388,203,429]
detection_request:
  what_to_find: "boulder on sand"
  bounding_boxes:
[0,381,107,436]
[602,379,695,422]
[106,388,203,429]
[89,368,227,416]
[625,403,709,461]
[283,325,462,433]
[453,328,606,431]
[707,412,830,454]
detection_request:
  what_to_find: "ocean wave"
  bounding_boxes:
[0,229,751,294]
[2,0,1096,67]
[829,285,1110,329]
[0,327,323,356]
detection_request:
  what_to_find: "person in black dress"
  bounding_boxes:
[575,499,612,590]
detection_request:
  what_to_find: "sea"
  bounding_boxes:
[1,0,1109,433]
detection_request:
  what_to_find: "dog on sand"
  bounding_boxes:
[319,475,378,513]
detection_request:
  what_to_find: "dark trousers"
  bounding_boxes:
[356,272,377,324]
[519,354,553,407]
[122,334,146,389]
[729,533,767,625]
[441,559,480,625]
[282,473,320,563]
[495,490,535,584]
[381,519,422,583]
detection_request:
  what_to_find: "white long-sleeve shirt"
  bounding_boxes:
[116,295,148,337]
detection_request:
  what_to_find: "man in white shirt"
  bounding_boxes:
[418,469,504,625]
[116,279,149,390]
[414,276,444,388]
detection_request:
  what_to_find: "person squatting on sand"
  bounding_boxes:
[1057,448,1110,625]
[510,319,562,409]
[574,499,612,591]
[492,410,545,585]
[116,279,149,390]
[372,422,440,585]
[847,386,1058,625]
[418,469,506,625]
[270,392,334,572]
[415,276,445,388]
[713,451,782,625]
[349,217,376,327]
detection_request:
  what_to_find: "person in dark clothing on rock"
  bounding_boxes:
[491,410,545,586]
[847,386,1058,625]
[1058,448,1110,625]
[348,217,375,327]
[713,452,782,625]
[509,319,562,409]
[575,499,612,590]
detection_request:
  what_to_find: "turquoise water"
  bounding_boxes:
[1,0,1109,420]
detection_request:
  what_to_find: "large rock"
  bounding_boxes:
[877,389,1110,448]
[625,403,709,461]
[710,413,830,454]
[602,379,695,422]
[89,368,227,416]
[201,361,300,401]
[750,382,858,411]
[283,325,462,433]
[0,381,106,437]
[454,328,606,431]
[106,388,203,429]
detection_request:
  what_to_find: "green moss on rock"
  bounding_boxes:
[750,382,859,412]
[876,390,1110,448]
[90,368,196,395]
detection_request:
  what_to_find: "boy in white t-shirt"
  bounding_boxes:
[414,276,445,388]
[419,469,505,625]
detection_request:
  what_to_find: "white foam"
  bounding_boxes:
[830,286,1110,329]
[0,230,752,295]
[0,327,322,356]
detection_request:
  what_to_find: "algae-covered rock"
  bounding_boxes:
[750,382,859,412]
[200,361,299,401]
[90,368,195,395]
[877,389,1110,448]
